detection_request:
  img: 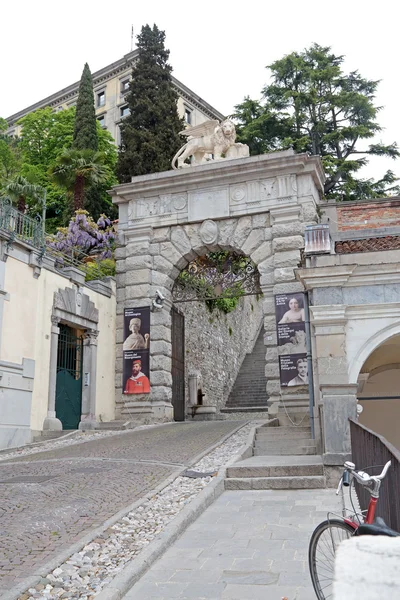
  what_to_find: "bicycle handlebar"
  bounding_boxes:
[336,460,391,496]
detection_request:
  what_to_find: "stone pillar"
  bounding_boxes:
[43,316,63,431]
[265,206,308,420]
[79,329,98,430]
[320,384,358,465]
[117,226,174,422]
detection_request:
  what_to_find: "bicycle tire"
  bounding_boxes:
[309,519,355,600]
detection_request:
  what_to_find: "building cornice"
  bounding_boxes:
[296,260,400,289]
[110,151,324,204]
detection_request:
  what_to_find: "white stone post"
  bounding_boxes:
[79,329,98,430]
[43,316,63,431]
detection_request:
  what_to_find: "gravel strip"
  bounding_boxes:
[18,422,254,600]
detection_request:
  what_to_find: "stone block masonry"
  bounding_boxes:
[111,151,323,422]
[180,295,262,415]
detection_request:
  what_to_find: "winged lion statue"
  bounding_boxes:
[171,119,249,170]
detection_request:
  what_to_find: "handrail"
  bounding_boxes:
[0,197,44,249]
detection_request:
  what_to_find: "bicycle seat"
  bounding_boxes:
[357,517,400,538]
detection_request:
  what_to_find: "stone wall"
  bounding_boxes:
[112,151,323,421]
[180,295,263,413]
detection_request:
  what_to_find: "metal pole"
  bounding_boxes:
[304,292,315,439]
[42,190,47,236]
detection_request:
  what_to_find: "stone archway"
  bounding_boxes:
[356,333,400,449]
[171,249,264,420]
[111,151,322,422]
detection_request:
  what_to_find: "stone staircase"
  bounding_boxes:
[222,328,269,413]
[225,422,325,490]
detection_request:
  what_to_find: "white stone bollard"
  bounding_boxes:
[333,536,400,599]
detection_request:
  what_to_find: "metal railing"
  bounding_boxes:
[45,245,112,281]
[0,198,114,282]
[0,197,44,249]
[349,418,400,531]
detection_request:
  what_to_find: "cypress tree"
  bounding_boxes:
[117,24,184,182]
[73,63,98,151]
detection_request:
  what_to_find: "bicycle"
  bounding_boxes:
[308,460,399,600]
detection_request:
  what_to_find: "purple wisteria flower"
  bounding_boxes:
[47,210,116,260]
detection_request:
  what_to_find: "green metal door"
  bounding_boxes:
[55,324,83,430]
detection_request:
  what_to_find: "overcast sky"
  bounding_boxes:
[2,0,398,181]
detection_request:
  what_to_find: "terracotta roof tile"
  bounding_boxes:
[335,236,400,254]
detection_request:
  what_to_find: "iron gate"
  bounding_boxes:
[55,324,83,429]
[171,307,185,421]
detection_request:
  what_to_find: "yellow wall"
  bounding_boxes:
[1,257,39,363]
[1,256,116,431]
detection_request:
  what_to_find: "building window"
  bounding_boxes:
[120,106,130,118]
[185,108,192,125]
[97,91,105,107]
[97,115,106,128]
[121,79,130,93]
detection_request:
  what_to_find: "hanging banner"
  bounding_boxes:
[123,307,151,395]
[275,293,307,387]
[279,353,308,387]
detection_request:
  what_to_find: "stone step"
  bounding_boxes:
[254,446,317,456]
[221,406,269,413]
[225,475,326,490]
[254,438,315,448]
[226,400,268,407]
[255,434,312,444]
[227,462,323,478]
[256,427,311,437]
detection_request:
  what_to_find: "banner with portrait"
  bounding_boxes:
[275,293,307,387]
[122,307,151,395]
[279,353,308,387]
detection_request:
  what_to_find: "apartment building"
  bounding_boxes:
[6,50,224,144]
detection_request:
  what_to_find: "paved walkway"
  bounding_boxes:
[124,488,343,600]
[0,421,242,595]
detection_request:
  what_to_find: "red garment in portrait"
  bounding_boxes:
[124,373,150,394]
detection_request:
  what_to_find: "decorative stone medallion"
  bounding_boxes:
[199,220,219,245]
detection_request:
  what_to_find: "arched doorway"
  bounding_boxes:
[171,251,263,421]
[357,334,400,449]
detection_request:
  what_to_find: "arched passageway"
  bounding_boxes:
[357,334,400,449]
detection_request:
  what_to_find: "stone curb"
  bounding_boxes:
[0,430,79,458]
[4,420,253,600]
[94,420,263,600]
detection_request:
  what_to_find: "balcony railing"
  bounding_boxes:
[0,198,113,281]
[0,197,44,249]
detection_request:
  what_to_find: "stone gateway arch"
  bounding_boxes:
[110,150,324,422]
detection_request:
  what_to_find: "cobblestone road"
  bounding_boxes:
[0,421,242,596]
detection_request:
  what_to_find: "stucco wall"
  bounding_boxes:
[180,295,263,412]
[1,254,116,433]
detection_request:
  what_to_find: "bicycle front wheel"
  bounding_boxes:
[309,519,355,599]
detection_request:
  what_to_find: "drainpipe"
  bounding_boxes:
[304,292,315,439]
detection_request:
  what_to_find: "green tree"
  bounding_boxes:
[16,107,117,227]
[73,63,98,151]
[51,149,108,211]
[3,175,45,213]
[117,24,184,182]
[233,44,400,200]
[0,120,22,187]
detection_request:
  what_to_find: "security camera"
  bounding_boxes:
[151,289,165,311]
